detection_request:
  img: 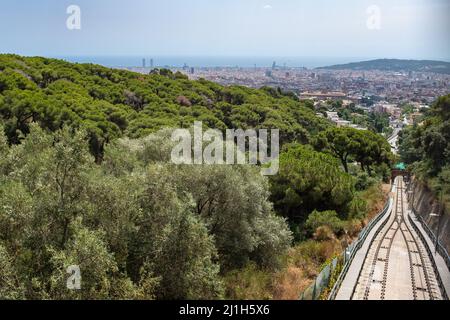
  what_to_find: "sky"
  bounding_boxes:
[0,0,449,61]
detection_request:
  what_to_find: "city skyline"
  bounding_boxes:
[0,0,449,61]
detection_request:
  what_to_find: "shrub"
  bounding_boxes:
[305,210,344,235]
[223,263,273,300]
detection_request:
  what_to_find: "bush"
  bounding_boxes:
[288,240,342,272]
[348,194,368,220]
[223,263,273,300]
[354,171,378,191]
[270,144,355,224]
[305,210,344,235]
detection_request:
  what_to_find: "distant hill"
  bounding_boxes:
[317,59,450,74]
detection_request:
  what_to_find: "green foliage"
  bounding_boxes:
[399,95,450,208]
[347,194,368,220]
[0,54,330,159]
[305,210,344,235]
[270,144,355,236]
[400,95,450,178]
[223,262,273,300]
[398,126,422,164]
[316,127,392,175]
[0,54,400,300]
[354,170,378,191]
[368,112,390,134]
[288,240,341,269]
[161,164,292,270]
[0,244,25,299]
[0,124,295,300]
[47,218,119,299]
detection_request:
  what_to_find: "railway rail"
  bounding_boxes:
[352,177,443,300]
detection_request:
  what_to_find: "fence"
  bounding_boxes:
[412,210,450,271]
[409,210,450,299]
[299,254,341,300]
[299,198,392,300]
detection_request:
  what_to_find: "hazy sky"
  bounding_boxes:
[0,0,449,60]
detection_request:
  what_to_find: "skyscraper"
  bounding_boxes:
[150,59,154,68]
[142,58,146,68]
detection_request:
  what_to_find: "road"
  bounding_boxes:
[387,127,401,154]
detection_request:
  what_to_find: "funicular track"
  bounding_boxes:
[352,177,442,300]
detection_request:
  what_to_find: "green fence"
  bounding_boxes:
[299,254,342,300]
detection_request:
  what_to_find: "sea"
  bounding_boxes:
[55,56,371,69]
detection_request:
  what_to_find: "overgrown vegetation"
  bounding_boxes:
[0,125,293,299]
[0,55,395,299]
[399,94,450,208]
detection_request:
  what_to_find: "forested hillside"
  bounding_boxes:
[0,55,393,299]
[319,59,450,74]
[0,54,328,160]
[399,95,450,206]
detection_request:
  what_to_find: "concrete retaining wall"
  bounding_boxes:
[409,179,450,253]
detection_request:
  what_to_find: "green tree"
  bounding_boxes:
[47,218,119,299]
[399,95,450,179]
[0,244,25,299]
[316,127,392,175]
[164,164,292,270]
[305,210,344,234]
[270,144,355,233]
[315,127,360,173]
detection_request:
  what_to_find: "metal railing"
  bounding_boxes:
[326,198,392,300]
[299,256,340,300]
[412,211,450,271]
[305,179,450,300]
[298,194,393,300]
[408,212,449,300]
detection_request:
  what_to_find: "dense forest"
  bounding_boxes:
[0,54,329,160]
[0,55,393,299]
[399,95,450,206]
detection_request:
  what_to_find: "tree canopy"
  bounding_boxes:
[399,94,450,191]
[0,54,330,160]
[0,125,292,299]
[315,127,392,175]
[269,144,355,239]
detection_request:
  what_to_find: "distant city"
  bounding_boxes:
[59,56,368,69]
[60,55,449,133]
[111,57,448,138]
[116,58,450,106]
